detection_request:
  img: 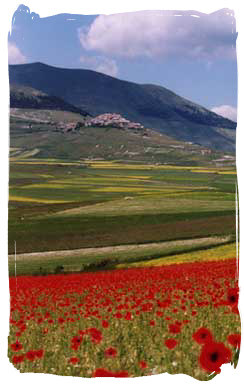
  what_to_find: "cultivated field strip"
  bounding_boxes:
[9,236,230,260]
[8,237,234,277]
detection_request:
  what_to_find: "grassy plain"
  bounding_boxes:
[9,157,237,274]
[8,236,233,276]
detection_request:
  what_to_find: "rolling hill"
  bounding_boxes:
[9,62,236,152]
[10,107,236,166]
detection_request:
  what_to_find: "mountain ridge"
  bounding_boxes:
[9,62,236,152]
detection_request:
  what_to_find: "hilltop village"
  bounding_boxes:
[56,113,146,134]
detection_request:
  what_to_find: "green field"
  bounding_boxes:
[9,156,237,274]
[8,236,234,276]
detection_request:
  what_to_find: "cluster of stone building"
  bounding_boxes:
[84,113,144,131]
[54,113,145,134]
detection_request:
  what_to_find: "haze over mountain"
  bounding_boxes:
[9,62,236,152]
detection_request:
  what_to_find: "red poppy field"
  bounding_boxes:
[8,258,240,380]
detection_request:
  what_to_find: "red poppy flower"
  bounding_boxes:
[149,320,156,326]
[183,319,189,324]
[199,341,232,373]
[169,323,181,334]
[136,310,140,316]
[102,320,109,328]
[69,357,79,364]
[139,361,148,369]
[35,349,44,358]
[94,369,110,377]
[20,325,26,333]
[192,327,213,345]
[71,335,82,345]
[12,354,25,364]
[227,334,241,349]
[70,334,82,350]
[165,339,178,350]
[93,369,129,377]
[157,299,171,309]
[124,312,132,320]
[114,312,123,319]
[26,350,36,362]
[86,328,103,344]
[10,340,23,352]
[71,343,79,351]
[156,311,163,317]
[227,288,239,306]
[105,347,117,358]
[74,334,82,342]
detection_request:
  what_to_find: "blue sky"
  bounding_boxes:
[8,4,238,121]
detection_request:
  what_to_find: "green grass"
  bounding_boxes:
[9,159,237,256]
[117,242,237,269]
[9,162,236,209]
[8,236,233,276]
[9,209,236,254]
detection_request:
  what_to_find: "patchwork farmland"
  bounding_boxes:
[8,109,239,378]
[9,159,237,267]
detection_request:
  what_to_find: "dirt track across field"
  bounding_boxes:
[8,236,231,261]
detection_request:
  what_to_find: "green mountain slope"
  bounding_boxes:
[10,108,235,166]
[9,62,236,151]
[10,85,89,116]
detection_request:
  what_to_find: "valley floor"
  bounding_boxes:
[8,157,237,275]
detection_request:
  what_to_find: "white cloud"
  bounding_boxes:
[79,55,118,77]
[8,42,26,64]
[95,58,118,77]
[211,105,237,122]
[78,9,236,60]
